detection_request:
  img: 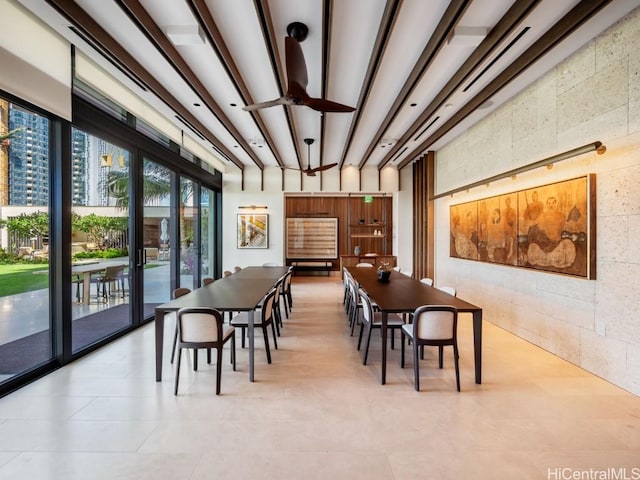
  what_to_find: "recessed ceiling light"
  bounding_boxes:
[410,103,417,107]
[193,103,201,107]
[445,103,454,109]
[230,103,237,107]
[447,26,488,47]
[164,25,205,45]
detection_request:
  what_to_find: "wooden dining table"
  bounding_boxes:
[154,266,289,383]
[347,267,484,385]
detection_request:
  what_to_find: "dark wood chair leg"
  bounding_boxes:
[413,343,420,392]
[215,347,223,395]
[261,326,272,364]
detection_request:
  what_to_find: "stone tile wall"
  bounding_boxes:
[435,7,640,395]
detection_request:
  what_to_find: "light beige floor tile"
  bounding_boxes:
[0,275,639,478]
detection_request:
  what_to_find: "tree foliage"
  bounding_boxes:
[2,211,49,238]
[73,214,128,249]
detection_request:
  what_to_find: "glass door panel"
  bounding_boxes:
[70,128,132,352]
[201,187,215,281]
[142,159,172,309]
[179,178,196,289]
[0,98,52,380]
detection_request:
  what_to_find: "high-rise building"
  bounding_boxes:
[7,104,49,206]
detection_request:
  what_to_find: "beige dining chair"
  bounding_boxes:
[230,288,278,364]
[438,286,457,297]
[174,307,236,396]
[223,270,232,277]
[234,266,242,272]
[357,288,404,365]
[202,277,215,286]
[170,287,192,364]
[355,263,374,267]
[280,271,293,319]
[420,277,433,286]
[400,305,460,392]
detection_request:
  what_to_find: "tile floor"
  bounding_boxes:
[0,276,638,479]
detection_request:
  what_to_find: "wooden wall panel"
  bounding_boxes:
[285,196,393,270]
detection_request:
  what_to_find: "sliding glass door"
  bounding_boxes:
[0,97,52,379]
[142,159,172,310]
[70,128,132,352]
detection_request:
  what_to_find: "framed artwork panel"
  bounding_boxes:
[237,214,268,249]
[449,175,595,279]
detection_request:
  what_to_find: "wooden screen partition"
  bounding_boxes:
[286,218,338,259]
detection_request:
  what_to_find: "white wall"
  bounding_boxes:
[222,165,406,272]
[435,7,640,395]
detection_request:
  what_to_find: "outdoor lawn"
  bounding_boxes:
[0,262,162,297]
[0,264,49,297]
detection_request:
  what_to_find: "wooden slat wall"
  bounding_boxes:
[284,196,393,270]
[412,152,435,281]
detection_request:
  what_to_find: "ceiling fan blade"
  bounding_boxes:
[303,97,355,113]
[307,163,338,174]
[285,36,308,94]
[242,97,290,111]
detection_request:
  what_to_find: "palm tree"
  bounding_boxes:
[0,128,22,146]
[106,161,174,208]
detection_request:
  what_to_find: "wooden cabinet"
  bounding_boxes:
[347,194,391,256]
[340,255,396,271]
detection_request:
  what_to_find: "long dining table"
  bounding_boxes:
[347,267,484,385]
[154,266,289,383]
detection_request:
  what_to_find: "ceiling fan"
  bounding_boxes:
[287,138,337,176]
[243,22,355,113]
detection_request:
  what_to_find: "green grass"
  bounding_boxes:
[0,261,164,297]
[0,264,49,297]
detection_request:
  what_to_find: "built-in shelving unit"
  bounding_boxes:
[347,194,389,256]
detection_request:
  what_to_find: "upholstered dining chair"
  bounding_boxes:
[174,307,236,395]
[420,277,433,286]
[438,286,457,297]
[170,287,191,364]
[400,305,460,392]
[230,288,278,364]
[281,270,293,314]
[342,267,351,309]
[357,288,404,365]
[223,270,232,277]
[402,270,413,279]
[271,277,284,335]
[202,277,215,286]
[347,277,362,336]
[355,262,374,267]
[234,266,242,272]
[393,266,401,272]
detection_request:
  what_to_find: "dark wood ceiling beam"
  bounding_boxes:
[254,0,303,170]
[358,0,471,170]
[117,0,264,169]
[378,0,540,170]
[337,0,402,170]
[187,0,285,168]
[319,0,331,182]
[397,0,614,169]
[44,0,245,170]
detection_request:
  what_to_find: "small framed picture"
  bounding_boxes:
[237,214,268,249]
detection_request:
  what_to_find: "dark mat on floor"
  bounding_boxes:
[0,303,157,375]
